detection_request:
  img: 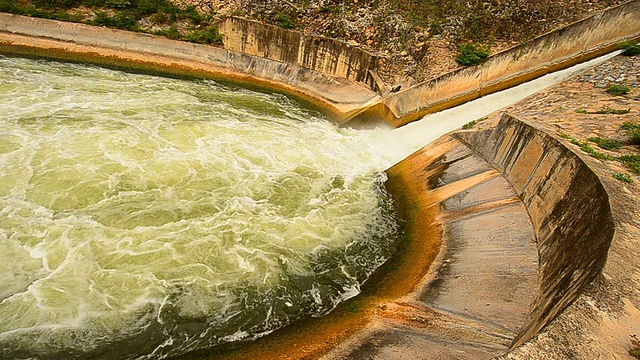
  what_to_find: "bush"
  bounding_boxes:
[617,154,640,175]
[606,84,631,96]
[612,172,634,183]
[92,11,138,30]
[619,40,640,56]
[275,10,296,29]
[455,43,490,66]
[154,26,181,40]
[187,28,223,46]
[588,137,622,150]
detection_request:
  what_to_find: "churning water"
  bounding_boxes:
[0,55,400,359]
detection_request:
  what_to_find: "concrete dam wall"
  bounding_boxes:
[455,115,615,349]
[218,17,378,89]
[354,0,640,127]
[0,3,637,358]
[0,12,380,121]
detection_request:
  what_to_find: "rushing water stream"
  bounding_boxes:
[0,55,400,359]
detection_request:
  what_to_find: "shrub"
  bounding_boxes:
[461,120,477,130]
[621,122,640,145]
[612,172,634,183]
[619,40,640,56]
[187,27,223,46]
[570,139,611,160]
[587,137,622,150]
[606,84,631,96]
[594,107,631,115]
[154,26,181,40]
[455,43,490,66]
[629,129,640,145]
[275,10,296,29]
[617,154,640,174]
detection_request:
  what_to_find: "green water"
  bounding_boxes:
[0,55,399,359]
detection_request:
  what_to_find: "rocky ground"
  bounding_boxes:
[175,0,629,87]
[478,52,640,188]
[5,0,629,88]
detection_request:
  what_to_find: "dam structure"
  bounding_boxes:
[0,1,639,359]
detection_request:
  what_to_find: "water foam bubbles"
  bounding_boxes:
[0,55,400,359]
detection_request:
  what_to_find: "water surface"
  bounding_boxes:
[0,55,399,359]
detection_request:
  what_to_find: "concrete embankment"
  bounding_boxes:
[351,0,640,127]
[0,12,379,121]
[323,113,617,359]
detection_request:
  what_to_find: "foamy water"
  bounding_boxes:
[0,55,400,359]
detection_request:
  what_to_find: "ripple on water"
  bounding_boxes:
[0,55,400,359]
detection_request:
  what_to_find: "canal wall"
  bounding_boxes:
[217,17,378,89]
[0,12,380,122]
[455,114,615,348]
[352,0,640,127]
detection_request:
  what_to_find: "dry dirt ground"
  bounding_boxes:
[478,53,640,188]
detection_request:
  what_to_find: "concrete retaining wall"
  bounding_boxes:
[218,17,378,89]
[455,114,615,348]
[0,13,379,121]
[359,1,640,127]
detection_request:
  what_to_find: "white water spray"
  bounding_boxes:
[361,51,621,168]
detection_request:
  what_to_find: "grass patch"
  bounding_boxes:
[153,26,181,40]
[186,27,223,46]
[621,122,640,145]
[0,0,226,46]
[606,84,631,96]
[570,139,611,160]
[617,154,640,175]
[594,107,631,115]
[587,137,622,150]
[455,43,490,66]
[575,109,588,114]
[612,172,634,183]
[619,40,640,56]
[275,10,297,29]
[558,132,571,139]
[461,120,477,130]
[461,117,486,130]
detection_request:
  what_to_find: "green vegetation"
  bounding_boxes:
[618,154,640,175]
[461,116,486,130]
[186,27,224,45]
[619,40,640,56]
[606,84,631,96]
[461,120,477,129]
[275,10,297,29]
[455,43,490,66]
[570,139,611,160]
[558,132,571,139]
[0,0,223,47]
[595,107,631,115]
[621,122,640,145]
[588,137,622,150]
[576,108,631,115]
[612,172,634,183]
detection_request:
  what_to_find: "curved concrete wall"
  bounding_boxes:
[0,12,380,121]
[455,114,615,348]
[353,0,640,127]
[218,17,378,89]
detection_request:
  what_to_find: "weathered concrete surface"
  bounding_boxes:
[350,0,640,127]
[456,113,616,349]
[319,134,540,359]
[0,13,380,122]
[218,17,378,89]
